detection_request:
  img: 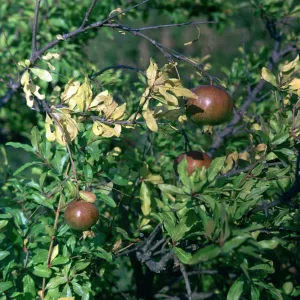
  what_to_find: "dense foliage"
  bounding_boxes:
[0,0,300,299]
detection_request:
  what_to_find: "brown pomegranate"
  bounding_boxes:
[174,151,212,176]
[186,85,233,126]
[64,200,99,231]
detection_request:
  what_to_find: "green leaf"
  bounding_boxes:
[30,68,52,82]
[83,163,93,181]
[51,257,69,266]
[6,142,34,153]
[46,276,67,289]
[0,220,8,230]
[116,227,134,241]
[207,157,226,182]
[177,157,192,191]
[174,247,192,264]
[31,126,41,151]
[74,261,90,272]
[0,281,13,293]
[255,281,282,300]
[251,284,260,300]
[258,238,279,249]
[112,174,129,186]
[0,251,10,260]
[188,244,220,264]
[98,193,116,208]
[226,276,244,300]
[23,275,36,297]
[249,264,274,274]
[140,182,151,216]
[32,265,52,278]
[271,132,289,146]
[95,247,112,262]
[222,236,248,254]
[13,161,42,176]
[160,211,176,238]
[72,281,84,296]
[158,184,185,195]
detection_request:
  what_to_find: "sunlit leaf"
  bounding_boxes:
[140,182,151,216]
[30,68,52,82]
[261,67,277,87]
[146,58,158,87]
[142,109,158,132]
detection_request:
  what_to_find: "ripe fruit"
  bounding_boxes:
[64,200,99,231]
[174,151,212,176]
[186,85,233,126]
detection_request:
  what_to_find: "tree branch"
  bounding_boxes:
[90,64,146,79]
[31,0,41,60]
[80,0,98,29]
[174,256,192,300]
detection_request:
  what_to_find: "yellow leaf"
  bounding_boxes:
[178,115,187,123]
[146,59,158,87]
[110,103,126,120]
[23,84,34,108]
[239,151,250,162]
[61,79,81,102]
[90,90,110,108]
[154,75,166,87]
[30,68,52,82]
[281,55,299,72]
[50,245,59,262]
[142,109,158,132]
[289,78,300,90]
[158,87,178,106]
[21,70,30,86]
[92,121,104,136]
[28,83,45,100]
[68,77,92,111]
[45,114,56,142]
[56,34,64,40]
[101,123,117,138]
[261,67,277,87]
[104,101,118,119]
[255,143,267,152]
[110,147,122,156]
[169,86,198,99]
[114,124,122,137]
[42,52,60,60]
[46,62,55,71]
[140,87,151,107]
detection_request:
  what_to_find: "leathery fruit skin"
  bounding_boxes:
[64,200,99,231]
[186,85,233,126]
[174,151,212,176]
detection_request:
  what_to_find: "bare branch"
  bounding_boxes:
[81,0,98,28]
[31,0,41,58]
[90,64,146,79]
[174,256,192,300]
[120,20,216,31]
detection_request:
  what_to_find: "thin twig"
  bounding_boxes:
[119,20,216,31]
[81,0,98,28]
[31,0,41,59]
[41,195,63,299]
[90,64,146,79]
[174,256,192,300]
